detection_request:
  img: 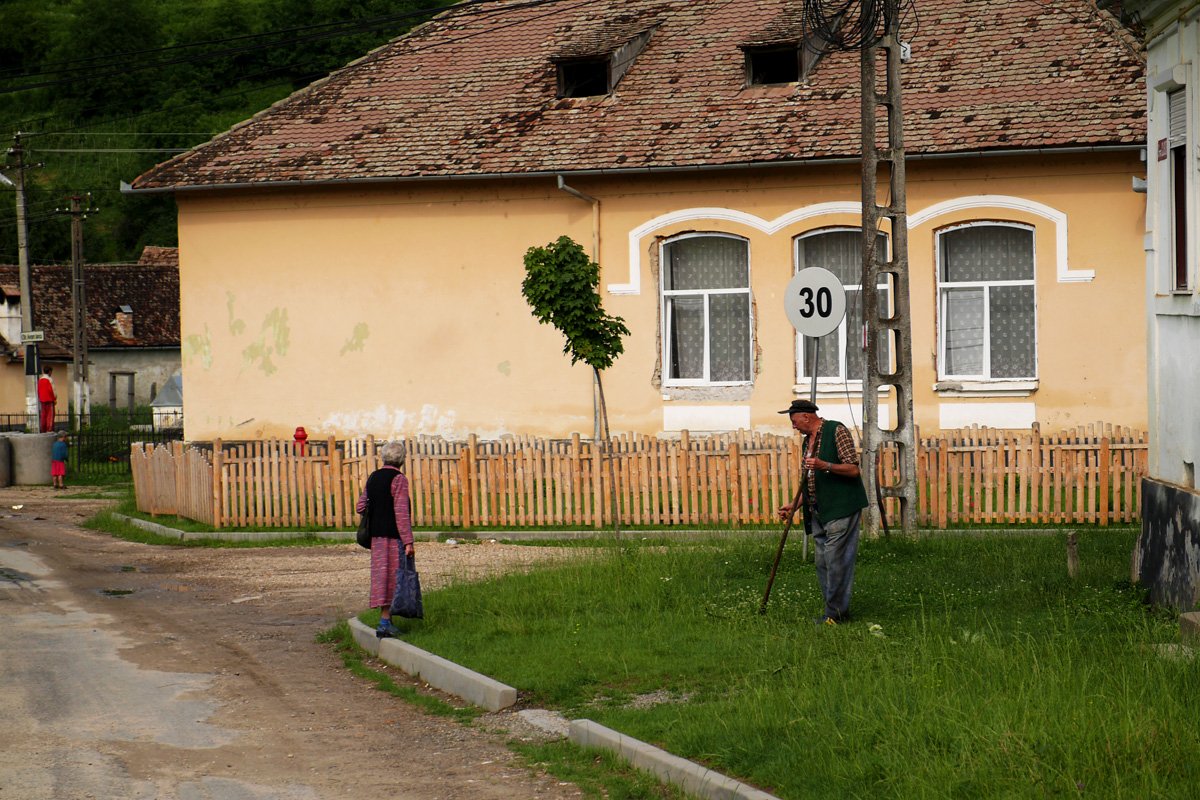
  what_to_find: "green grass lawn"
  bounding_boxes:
[367,529,1196,799]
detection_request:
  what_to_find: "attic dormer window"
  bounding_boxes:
[745,46,799,85]
[554,26,656,99]
[558,59,610,97]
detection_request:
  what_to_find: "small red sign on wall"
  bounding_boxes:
[1159,138,1169,161]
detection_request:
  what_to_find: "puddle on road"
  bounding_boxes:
[113,565,151,573]
[0,541,30,548]
[0,567,30,582]
[161,583,197,592]
[98,588,136,597]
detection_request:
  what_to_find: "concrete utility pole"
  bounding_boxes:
[9,133,38,428]
[70,194,91,430]
[860,20,918,533]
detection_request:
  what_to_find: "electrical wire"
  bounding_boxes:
[0,0,487,81]
[801,0,916,52]
[1,0,573,93]
[10,0,582,138]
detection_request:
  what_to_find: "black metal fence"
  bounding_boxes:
[3,412,184,477]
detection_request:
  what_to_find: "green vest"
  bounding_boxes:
[810,419,869,521]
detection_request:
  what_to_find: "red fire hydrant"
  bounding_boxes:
[294,426,308,455]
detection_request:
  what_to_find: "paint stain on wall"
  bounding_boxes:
[340,323,370,356]
[241,308,291,376]
[227,292,246,337]
[497,360,511,376]
[182,325,213,370]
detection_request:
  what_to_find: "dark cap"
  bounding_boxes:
[779,399,818,415]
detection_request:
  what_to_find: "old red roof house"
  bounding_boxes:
[126,0,1146,441]
[0,246,181,421]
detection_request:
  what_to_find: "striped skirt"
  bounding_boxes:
[369,537,401,609]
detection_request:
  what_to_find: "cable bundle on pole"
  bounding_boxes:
[800,0,910,52]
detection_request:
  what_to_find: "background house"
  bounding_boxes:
[1122,0,1200,612]
[127,0,1147,442]
[0,246,181,419]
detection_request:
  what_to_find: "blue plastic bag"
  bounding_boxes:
[390,554,424,619]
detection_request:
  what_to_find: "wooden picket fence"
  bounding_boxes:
[130,423,1148,530]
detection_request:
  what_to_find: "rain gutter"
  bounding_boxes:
[119,144,1144,196]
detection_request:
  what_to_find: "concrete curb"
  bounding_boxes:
[108,515,775,542]
[1183,611,1200,645]
[569,719,781,800]
[347,618,517,712]
[110,514,1117,544]
[347,617,778,799]
[111,513,352,542]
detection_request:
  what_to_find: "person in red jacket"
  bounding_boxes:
[37,365,56,432]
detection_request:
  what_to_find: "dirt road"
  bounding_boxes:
[0,488,584,800]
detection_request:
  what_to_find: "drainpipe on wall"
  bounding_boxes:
[556,175,603,440]
[556,175,600,263]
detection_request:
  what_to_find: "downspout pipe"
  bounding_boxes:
[555,175,603,441]
[556,175,600,264]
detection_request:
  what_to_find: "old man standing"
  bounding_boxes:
[777,399,868,625]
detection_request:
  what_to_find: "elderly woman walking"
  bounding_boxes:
[356,441,414,638]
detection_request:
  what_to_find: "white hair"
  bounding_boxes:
[379,441,406,468]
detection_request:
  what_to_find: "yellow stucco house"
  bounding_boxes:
[126,0,1148,442]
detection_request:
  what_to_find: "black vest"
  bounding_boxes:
[365,467,403,540]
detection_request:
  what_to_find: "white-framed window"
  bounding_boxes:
[660,233,752,385]
[937,222,1037,381]
[794,228,890,382]
[1168,88,1190,291]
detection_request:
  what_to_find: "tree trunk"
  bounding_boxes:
[594,367,621,537]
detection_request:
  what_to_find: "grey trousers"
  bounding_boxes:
[811,508,863,621]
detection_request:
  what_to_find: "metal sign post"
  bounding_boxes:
[783,267,847,560]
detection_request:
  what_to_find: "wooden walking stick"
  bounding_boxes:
[760,482,806,615]
[761,426,819,615]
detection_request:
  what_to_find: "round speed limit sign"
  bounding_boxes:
[783,268,847,337]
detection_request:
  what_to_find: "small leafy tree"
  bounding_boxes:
[522,235,629,532]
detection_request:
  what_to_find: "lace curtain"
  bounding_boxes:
[941,225,1035,379]
[665,236,750,382]
[796,230,889,380]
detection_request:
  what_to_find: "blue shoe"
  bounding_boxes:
[376,620,402,639]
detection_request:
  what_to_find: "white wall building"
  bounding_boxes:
[1124,0,1200,610]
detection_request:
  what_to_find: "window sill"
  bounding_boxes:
[934,380,1038,398]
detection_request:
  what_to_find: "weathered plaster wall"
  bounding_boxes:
[86,350,181,408]
[1135,479,1200,611]
[174,152,1147,441]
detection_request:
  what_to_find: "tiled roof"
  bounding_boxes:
[131,0,1145,191]
[0,247,180,358]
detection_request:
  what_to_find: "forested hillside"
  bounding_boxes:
[0,0,454,265]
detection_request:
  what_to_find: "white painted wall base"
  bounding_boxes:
[939,402,1036,429]
[662,405,751,432]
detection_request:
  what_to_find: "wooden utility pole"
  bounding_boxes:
[9,133,38,428]
[70,194,91,430]
[861,16,918,533]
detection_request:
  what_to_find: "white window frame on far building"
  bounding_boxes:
[794,227,891,384]
[936,221,1038,383]
[660,232,754,387]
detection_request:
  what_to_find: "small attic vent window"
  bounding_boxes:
[746,47,799,85]
[555,27,655,99]
[558,59,610,97]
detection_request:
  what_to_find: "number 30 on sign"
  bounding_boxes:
[783,267,847,338]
